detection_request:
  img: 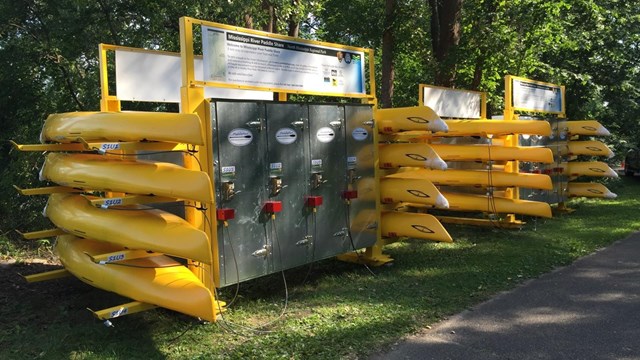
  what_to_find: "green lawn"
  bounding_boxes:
[2,176,639,359]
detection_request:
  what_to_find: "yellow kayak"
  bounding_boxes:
[376,106,448,133]
[379,143,447,169]
[380,178,449,208]
[565,161,618,178]
[439,192,552,218]
[381,211,452,242]
[56,235,217,322]
[566,140,614,158]
[430,144,554,163]
[567,182,617,199]
[41,153,213,204]
[40,111,204,145]
[440,119,551,137]
[45,193,212,264]
[388,168,553,190]
[562,120,611,136]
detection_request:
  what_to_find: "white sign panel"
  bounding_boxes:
[422,86,482,119]
[202,25,366,95]
[115,49,273,102]
[512,78,563,113]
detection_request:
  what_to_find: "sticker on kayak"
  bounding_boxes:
[352,127,369,141]
[100,143,120,151]
[228,128,253,146]
[411,224,435,234]
[103,198,123,207]
[275,128,297,145]
[316,127,336,143]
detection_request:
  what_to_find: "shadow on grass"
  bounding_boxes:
[0,262,168,359]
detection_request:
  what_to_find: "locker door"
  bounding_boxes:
[265,103,312,270]
[307,104,349,259]
[212,101,272,286]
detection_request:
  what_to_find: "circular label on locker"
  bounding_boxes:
[352,127,369,141]
[316,127,336,143]
[275,127,298,145]
[227,128,253,146]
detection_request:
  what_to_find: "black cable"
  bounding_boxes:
[197,212,289,335]
[220,225,240,308]
[485,137,507,230]
[344,201,376,277]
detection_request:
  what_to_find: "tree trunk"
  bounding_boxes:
[262,0,276,33]
[244,13,253,29]
[380,0,396,108]
[470,0,496,91]
[428,0,463,87]
[287,0,300,37]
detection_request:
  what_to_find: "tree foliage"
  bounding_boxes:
[1,0,638,232]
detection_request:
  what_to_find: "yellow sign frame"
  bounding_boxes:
[505,75,566,117]
[180,17,376,101]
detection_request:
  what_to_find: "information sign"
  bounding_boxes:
[202,25,366,96]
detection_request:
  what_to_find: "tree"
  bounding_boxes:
[380,0,397,108]
[428,0,463,87]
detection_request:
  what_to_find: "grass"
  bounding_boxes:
[2,176,640,359]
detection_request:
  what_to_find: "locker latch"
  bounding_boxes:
[269,177,285,196]
[291,119,306,129]
[311,173,327,189]
[296,235,313,246]
[329,120,342,129]
[222,181,237,201]
[245,118,263,131]
[252,245,271,258]
[347,169,361,184]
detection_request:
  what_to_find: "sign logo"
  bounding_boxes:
[406,117,431,124]
[411,225,435,234]
[228,128,253,146]
[407,189,431,198]
[316,127,336,143]
[406,153,428,161]
[352,127,369,141]
[275,127,297,145]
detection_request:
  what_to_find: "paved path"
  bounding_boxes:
[372,232,640,360]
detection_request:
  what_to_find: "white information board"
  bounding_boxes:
[511,77,563,113]
[422,86,482,119]
[115,49,273,103]
[202,25,366,96]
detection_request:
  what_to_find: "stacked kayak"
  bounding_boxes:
[23,111,220,322]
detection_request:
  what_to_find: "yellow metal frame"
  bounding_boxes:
[90,301,158,321]
[24,269,71,283]
[16,228,67,240]
[418,84,487,119]
[414,84,524,227]
[179,17,382,273]
[93,18,382,312]
[505,75,567,210]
